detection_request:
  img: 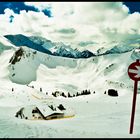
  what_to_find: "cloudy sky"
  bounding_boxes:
[0,2,140,50]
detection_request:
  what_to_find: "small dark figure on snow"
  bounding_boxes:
[76,92,79,96]
[52,92,56,97]
[88,90,91,94]
[12,88,14,92]
[49,105,56,111]
[62,92,67,98]
[58,104,66,111]
[68,92,72,98]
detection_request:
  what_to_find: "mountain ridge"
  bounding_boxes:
[4,34,96,59]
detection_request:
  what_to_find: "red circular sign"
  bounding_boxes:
[128,60,140,81]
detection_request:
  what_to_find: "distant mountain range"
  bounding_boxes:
[4,34,140,59]
[4,34,96,59]
[1,33,140,90]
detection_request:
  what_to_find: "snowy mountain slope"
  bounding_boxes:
[4,34,53,55]
[104,44,139,55]
[1,33,139,95]
[52,45,95,58]
[29,36,53,49]
[4,34,96,59]
[0,35,140,138]
[1,34,139,95]
[6,44,139,94]
[6,34,140,60]
[0,36,16,53]
[0,36,16,80]
[95,39,140,56]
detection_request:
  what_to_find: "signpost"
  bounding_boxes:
[128,59,140,134]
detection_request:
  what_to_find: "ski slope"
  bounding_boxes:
[0,36,140,138]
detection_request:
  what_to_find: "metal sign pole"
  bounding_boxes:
[128,59,140,134]
[129,80,138,134]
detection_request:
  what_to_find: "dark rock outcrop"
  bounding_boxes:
[9,47,24,64]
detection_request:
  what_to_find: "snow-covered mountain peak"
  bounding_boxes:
[4,34,96,59]
[1,33,140,89]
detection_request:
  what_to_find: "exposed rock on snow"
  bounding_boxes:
[9,47,24,65]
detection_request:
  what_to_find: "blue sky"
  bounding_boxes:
[0,2,140,16]
[123,2,140,13]
[0,2,52,16]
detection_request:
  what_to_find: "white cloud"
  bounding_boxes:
[120,12,140,34]
[25,2,129,24]
[0,2,140,51]
[0,10,51,37]
[25,2,74,18]
[71,2,129,24]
